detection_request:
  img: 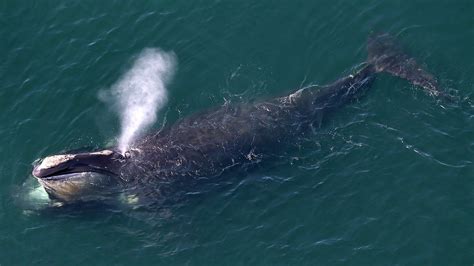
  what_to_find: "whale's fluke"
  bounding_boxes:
[291,33,451,117]
[367,33,450,99]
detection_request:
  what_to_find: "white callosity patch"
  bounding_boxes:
[38,154,75,170]
[100,48,176,153]
[89,150,113,156]
[37,150,112,171]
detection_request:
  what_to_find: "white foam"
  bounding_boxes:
[15,180,52,211]
[28,185,50,202]
[100,48,176,153]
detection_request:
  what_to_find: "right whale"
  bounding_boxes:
[31,33,451,204]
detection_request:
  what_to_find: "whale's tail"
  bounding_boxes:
[291,33,451,115]
[367,33,450,99]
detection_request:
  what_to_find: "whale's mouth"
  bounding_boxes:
[32,149,126,202]
[33,150,123,178]
[33,162,117,180]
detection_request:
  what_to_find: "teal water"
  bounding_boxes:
[2,1,474,265]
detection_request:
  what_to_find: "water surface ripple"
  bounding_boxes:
[1,1,474,265]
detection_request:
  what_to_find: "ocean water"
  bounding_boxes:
[1,1,474,265]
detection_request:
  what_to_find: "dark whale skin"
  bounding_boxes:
[129,65,375,182]
[33,33,450,202]
[123,33,450,184]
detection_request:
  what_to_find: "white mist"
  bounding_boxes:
[100,48,176,153]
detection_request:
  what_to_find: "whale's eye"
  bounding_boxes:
[124,151,131,159]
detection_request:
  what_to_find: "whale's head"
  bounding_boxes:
[32,149,129,203]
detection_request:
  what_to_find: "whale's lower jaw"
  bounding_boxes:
[35,172,121,203]
[31,149,127,203]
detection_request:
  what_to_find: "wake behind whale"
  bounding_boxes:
[30,33,451,206]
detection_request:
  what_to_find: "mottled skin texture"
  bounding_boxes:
[127,65,376,182]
